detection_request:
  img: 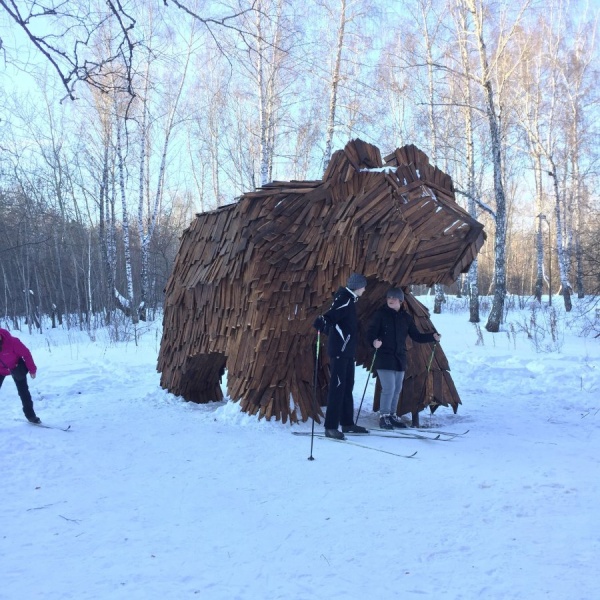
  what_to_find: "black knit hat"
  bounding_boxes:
[386,287,404,301]
[346,273,367,290]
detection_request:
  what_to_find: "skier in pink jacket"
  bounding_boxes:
[0,328,40,423]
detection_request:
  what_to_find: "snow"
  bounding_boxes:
[359,167,398,173]
[1,297,599,600]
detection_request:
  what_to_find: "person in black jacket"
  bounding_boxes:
[313,273,370,440]
[366,288,441,429]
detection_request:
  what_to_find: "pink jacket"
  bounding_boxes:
[0,328,37,376]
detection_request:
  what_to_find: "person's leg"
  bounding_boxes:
[324,357,350,430]
[377,369,395,415]
[388,371,408,427]
[340,360,356,427]
[11,359,37,421]
[390,371,406,415]
[0,374,5,390]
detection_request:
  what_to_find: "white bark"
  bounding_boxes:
[563,16,596,299]
[462,0,520,332]
[420,0,445,314]
[548,162,572,311]
[534,154,546,303]
[255,0,285,186]
[323,0,347,172]
[453,1,480,322]
[114,107,136,322]
[257,4,270,186]
[138,51,189,319]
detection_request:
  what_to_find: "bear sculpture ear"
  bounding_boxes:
[323,140,383,183]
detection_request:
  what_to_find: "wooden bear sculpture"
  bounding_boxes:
[158,140,485,423]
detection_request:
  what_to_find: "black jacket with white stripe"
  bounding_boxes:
[321,287,359,359]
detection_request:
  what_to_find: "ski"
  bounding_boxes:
[294,429,450,441]
[30,422,72,432]
[292,432,418,458]
[350,429,444,441]
[411,428,470,437]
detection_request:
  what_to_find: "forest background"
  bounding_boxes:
[1,0,599,335]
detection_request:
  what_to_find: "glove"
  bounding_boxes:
[313,315,327,333]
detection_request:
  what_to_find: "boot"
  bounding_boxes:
[379,414,393,430]
[389,414,408,429]
[325,429,345,440]
[341,424,369,434]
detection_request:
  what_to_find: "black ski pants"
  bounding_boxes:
[0,359,36,420]
[324,356,356,430]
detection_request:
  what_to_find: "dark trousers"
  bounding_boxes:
[0,359,36,420]
[324,356,356,429]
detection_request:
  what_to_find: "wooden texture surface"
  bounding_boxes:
[157,140,486,423]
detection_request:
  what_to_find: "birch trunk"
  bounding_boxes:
[548,162,572,311]
[137,82,149,321]
[465,108,480,323]
[137,37,191,321]
[453,1,480,322]
[572,156,584,298]
[464,0,508,332]
[256,2,274,187]
[96,99,120,323]
[533,155,545,302]
[114,108,137,323]
[566,32,592,300]
[419,0,445,314]
[323,0,347,172]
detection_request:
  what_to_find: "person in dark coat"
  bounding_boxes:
[366,288,440,429]
[0,328,40,423]
[313,273,370,439]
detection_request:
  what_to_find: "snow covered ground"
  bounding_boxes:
[1,297,599,600]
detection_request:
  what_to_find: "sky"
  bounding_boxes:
[1,294,598,600]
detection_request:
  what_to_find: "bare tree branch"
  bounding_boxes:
[0,0,256,101]
[454,187,495,218]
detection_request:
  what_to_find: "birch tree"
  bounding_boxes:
[512,24,548,303]
[112,99,138,321]
[136,22,195,320]
[462,0,530,332]
[376,35,416,150]
[417,0,447,313]
[90,90,121,321]
[452,0,481,322]
[322,0,348,171]
[561,13,598,300]
[513,3,594,312]
[186,49,232,209]
[541,5,573,312]
[229,0,298,186]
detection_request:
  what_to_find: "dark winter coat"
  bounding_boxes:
[0,328,37,376]
[321,287,360,358]
[366,305,435,371]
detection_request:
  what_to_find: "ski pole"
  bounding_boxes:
[426,342,437,372]
[308,331,321,461]
[418,342,437,409]
[355,349,377,424]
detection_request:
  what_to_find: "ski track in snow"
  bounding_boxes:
[1,302,599,600]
